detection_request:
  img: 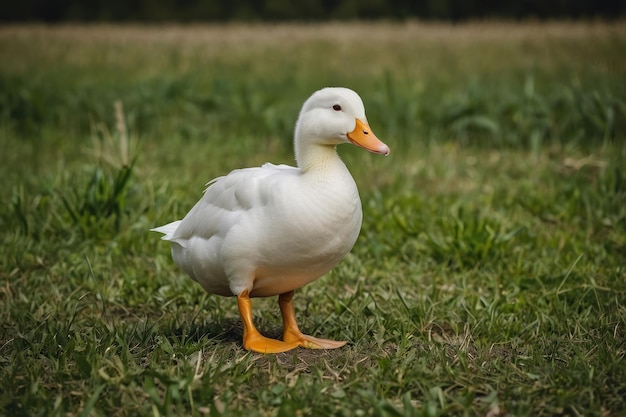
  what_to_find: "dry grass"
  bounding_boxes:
[1,21,624,77]
[2,20,624,43]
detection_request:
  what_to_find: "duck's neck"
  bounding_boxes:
[295,141,347,177]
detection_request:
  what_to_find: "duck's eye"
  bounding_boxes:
[332,104,342,111]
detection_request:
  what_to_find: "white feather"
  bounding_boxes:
[152,87,388,298]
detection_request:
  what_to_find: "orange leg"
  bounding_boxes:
[279,290,347,350]
[237,290,299,353]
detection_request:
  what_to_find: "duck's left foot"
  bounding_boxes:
[283,329,347,350]
[278,290,347,350]
[244,332,301,354]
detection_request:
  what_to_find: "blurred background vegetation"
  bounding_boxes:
[2,0,625,22]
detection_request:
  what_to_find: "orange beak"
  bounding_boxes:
[347,119,390,156]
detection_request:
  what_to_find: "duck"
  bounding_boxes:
[152,87,390,353]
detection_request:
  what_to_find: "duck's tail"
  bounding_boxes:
[150,220,182,241]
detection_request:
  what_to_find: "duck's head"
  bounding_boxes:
[294,87,390,160]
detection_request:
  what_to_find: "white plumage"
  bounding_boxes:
[152,87,389,353]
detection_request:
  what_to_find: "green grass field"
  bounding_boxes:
[1,21,625,416]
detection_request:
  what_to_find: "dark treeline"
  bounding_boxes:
[2,0,624,22]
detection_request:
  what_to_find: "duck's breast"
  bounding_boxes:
[224,166,363,297]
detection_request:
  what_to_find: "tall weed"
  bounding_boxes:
[57,101,137,239]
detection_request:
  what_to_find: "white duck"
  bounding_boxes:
[152,87,389,353]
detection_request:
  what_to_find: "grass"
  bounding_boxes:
[1,21,625,416]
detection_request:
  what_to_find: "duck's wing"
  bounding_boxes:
[166,164,299,245]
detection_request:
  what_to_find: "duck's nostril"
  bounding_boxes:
[363,130,369,135]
